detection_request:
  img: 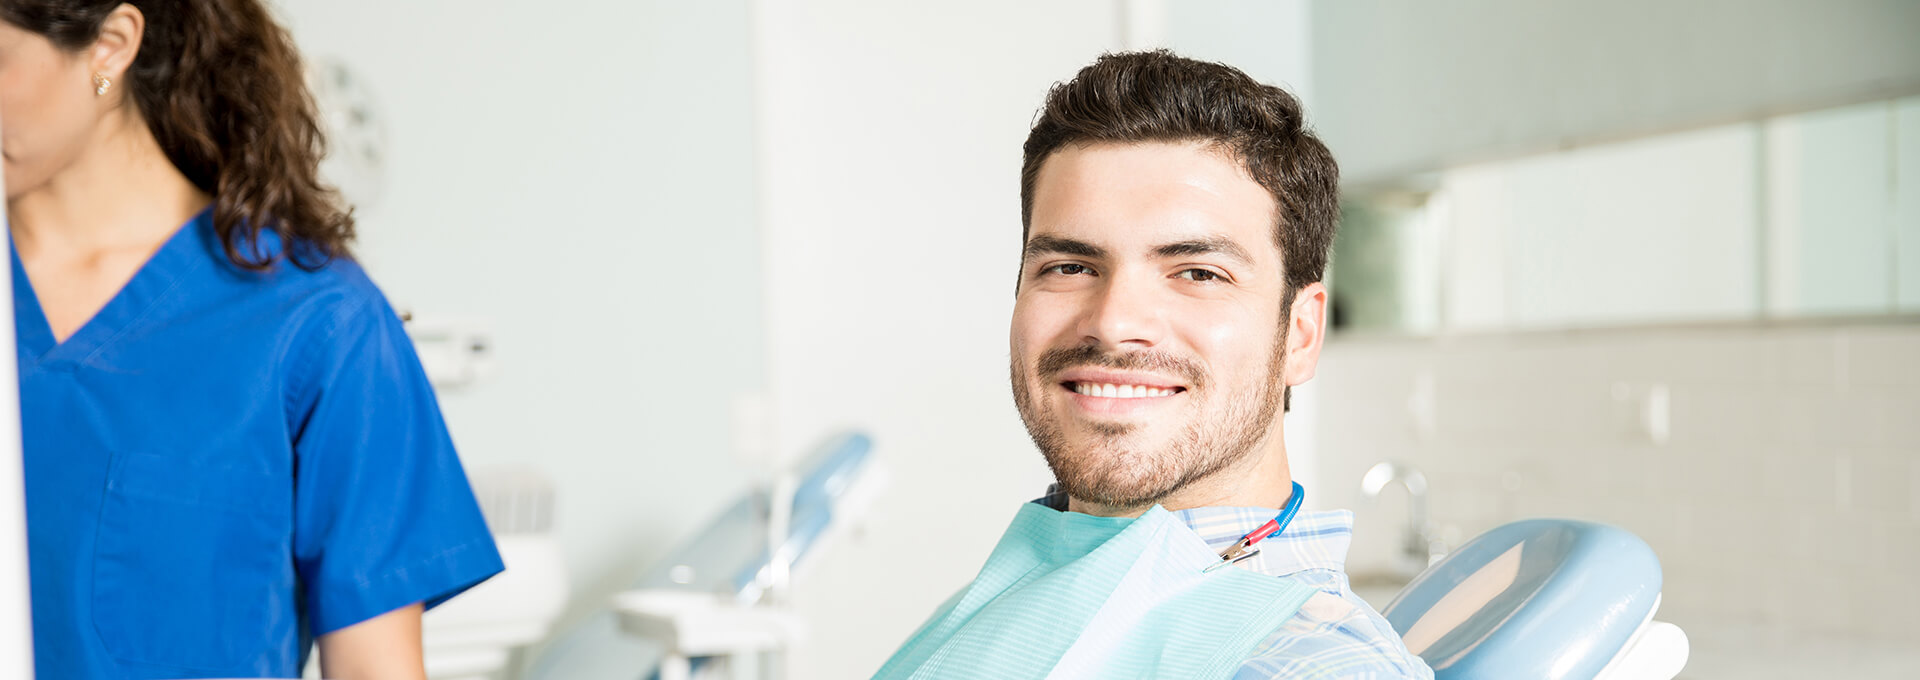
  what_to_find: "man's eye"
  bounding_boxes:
[1177,268,1221,282]
[1045,263,1091,276]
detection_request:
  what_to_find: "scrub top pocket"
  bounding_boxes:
[90,451,294,673]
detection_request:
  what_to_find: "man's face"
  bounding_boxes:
[1011,141,1294,511]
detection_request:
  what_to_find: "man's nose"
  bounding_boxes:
[1079,270,1167,348]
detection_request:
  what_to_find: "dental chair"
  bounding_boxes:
[417,466,568,680]
[527,432,881,680]
[613,431,882,680]
[1381,519,1690,680]
[533,437,1681,680]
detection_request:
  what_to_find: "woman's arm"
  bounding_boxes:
[291,295,501,677]
[316,603,428,680]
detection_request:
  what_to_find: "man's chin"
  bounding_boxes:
[1043,441,1183,498]
[1054,472,1182,511]
[1074,419,1139,439]
[1046,426,1156,456]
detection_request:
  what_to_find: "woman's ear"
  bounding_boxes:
[88,4,147,84]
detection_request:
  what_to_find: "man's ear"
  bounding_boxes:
[1283,282,1329,389]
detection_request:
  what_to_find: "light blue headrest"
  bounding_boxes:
[1382,519,1663,680]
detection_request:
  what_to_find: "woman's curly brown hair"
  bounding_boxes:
[3,0,354,271]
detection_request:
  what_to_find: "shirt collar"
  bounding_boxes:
[1032,485,1353,578]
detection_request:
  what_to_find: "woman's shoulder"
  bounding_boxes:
[238,253,393,328]
[195,239,406,367]
[262,255,420,401]
[186,217,412,368]
[272,252,382,300]
[196,218,391,322]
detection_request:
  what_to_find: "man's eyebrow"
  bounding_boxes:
[1023,235,1105,260]
[1152,236,1255,265]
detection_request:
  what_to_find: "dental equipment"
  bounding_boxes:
[528,431,882,680]
[1204,481,1305,573]
[418,466,569,680]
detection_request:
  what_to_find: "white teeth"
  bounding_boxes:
[1072,383,1176,399]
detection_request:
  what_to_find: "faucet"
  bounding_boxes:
[1360,461,1440,573]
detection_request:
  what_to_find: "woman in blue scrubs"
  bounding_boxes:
[1,2,503,678]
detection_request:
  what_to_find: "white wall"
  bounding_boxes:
[1310,325,1920,676]
[273,0,765,637]
[1312,0,1920,184]
[1165,0,1313,110]
[750,3,1122,677]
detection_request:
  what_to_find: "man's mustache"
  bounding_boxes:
[1035,345,1207,389]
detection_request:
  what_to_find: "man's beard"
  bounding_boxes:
[1010,333,1288,510]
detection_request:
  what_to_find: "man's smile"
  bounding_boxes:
[1054,367,1190,415]
[1068,382,1179,398]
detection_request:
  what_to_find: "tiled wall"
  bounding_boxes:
[1306,322,1919,645]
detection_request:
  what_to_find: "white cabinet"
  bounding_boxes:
[1430,125,1759,331]
[1510,125,1760,328]
[1338,96,1916,335]
[1898,96,1920,313]
[1765,102,1896,316]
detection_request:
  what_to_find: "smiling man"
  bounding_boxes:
[872,51,1432,679]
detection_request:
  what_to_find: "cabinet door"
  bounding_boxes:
[1897,97,1920,313]
[1765,102,1897,316]
[1440,124,1762,331]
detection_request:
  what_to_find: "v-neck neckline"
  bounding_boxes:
[11,209,213,370]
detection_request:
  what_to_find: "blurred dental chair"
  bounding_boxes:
[297,466,569,680]
[1381,519,1689,680]
[528,431,881,680]
[419,466,569,680]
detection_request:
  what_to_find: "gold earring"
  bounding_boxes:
[92,72,111,96]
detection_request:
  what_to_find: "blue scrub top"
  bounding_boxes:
[12,210,505,678]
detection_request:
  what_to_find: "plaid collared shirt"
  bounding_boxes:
[1034,490,1434,679]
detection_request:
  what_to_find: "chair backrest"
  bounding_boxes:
[1382,519,1664,680]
